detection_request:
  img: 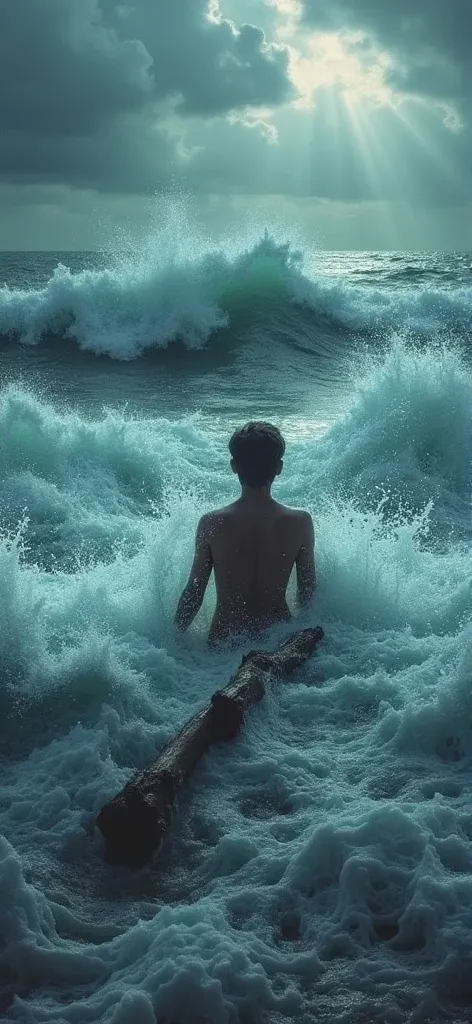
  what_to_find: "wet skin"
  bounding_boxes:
[175,487,316,645]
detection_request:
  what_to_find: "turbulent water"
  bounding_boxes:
[0,234,471,1024]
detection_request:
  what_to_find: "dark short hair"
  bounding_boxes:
[229,422,286,488]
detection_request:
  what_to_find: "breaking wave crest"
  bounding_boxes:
[1,232,471,359]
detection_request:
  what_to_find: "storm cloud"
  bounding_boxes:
[0,0,471,247]
[0,0,293,188]
[0,0,293,129]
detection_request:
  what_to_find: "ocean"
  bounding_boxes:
[0,233,471,1024]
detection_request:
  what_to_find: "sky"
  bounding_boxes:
[1,0,471,250]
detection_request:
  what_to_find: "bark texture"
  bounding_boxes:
[96,626,324,866]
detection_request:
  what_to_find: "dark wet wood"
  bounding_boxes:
[96,626,324,866]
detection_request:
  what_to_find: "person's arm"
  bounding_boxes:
[296,512,316,607]
[174,515,213,632]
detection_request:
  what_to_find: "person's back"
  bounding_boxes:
[175,422,316,645]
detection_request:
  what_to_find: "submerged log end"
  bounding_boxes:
[96,773,177,866]
[211,691,245,739]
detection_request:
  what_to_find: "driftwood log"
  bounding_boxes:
[96,626,324,866]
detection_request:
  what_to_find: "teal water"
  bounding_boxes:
[0,238,471,1023]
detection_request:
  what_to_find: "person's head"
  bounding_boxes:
[229,421,286,489]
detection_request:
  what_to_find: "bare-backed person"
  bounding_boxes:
[175,422,316,646]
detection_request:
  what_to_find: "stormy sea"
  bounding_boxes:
[0,227,471,1024]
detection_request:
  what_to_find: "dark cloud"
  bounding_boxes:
[302,0,472,115]
[0,0,470,216]
[1,120,179,193]
[0,0,153,136]
[0,0,293,132]
[103,0,294,115]
[2,82,470,208]
[0,0,293,188]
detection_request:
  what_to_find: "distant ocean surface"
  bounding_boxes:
[0,237,471,1023]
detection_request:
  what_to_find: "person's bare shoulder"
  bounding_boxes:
[197,503,237,536]
[274,502,313,524]
[295,509,314,538]
[211,500,243,519]
[275,504,314,543]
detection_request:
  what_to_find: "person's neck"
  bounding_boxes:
[240,485,273,502]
